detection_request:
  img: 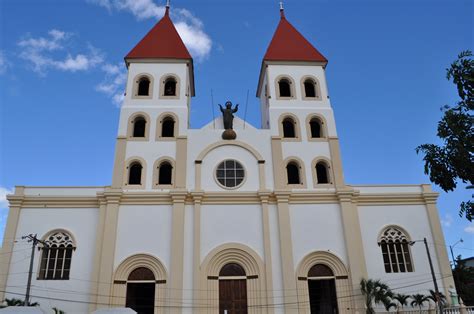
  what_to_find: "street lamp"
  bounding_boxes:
[450,238,463,267]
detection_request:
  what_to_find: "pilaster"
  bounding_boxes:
[112,136,127,188]
[95,188,123,308]
[89,195,108,311]
[337,189,366,313]
[168,190,187,313]
[0,186,24,300]
[259,190,274,314]
[191,191,204,314]
[274,191,297,312]
[422,184,456,301]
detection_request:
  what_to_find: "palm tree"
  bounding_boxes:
[2,298,39,306]
[427,289,447,306]
[393,293,410,311]
[53,307,66,314]
[360,278,393,314]
[411,294,430,312]
[383,299,397,312]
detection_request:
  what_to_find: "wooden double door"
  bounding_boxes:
[219,279,248,314]
[308,279,339,314]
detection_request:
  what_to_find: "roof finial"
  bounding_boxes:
[279,1,285,18]
[165,0,170,15]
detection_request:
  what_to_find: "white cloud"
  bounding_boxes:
[0,51,9,74]
[18,30,103,74]
[441,214,453,228]
[88,0,212,60]
[96,63,127,106]
[464,223,474,234]
[0,187,14,209]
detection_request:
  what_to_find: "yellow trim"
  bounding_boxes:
[305,114,328,141]
[283,156,307,188]
[300,75,322,101]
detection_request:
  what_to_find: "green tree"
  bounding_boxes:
[410,294,430,312]
[393,293,410,310]
[416,50,474,221]
[453,256,474,305]
[53,307,66,314]
[360,279,393,314]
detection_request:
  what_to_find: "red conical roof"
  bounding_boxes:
[125,8,192,60]
[263,11,327,63]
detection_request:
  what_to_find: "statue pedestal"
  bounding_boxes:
[222,129,237,140]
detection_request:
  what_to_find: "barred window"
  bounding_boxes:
[216,160,245,188]
[39,231,75,280]
[379,227,413,273]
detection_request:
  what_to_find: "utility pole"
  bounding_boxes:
[423,238,442,313]
[22,234,45,306]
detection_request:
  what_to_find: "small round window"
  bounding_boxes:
[216,160,245,188]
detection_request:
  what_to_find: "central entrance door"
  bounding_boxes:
[308,264,339,314]
[219,263,248,314]
[125,267,156,314]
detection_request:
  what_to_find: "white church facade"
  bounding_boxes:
[0,4,455,314]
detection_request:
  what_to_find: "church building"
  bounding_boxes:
[0,3,455,314]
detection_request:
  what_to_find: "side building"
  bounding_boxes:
[0,5,455,314]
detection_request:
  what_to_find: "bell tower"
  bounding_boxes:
[111,3,194,190]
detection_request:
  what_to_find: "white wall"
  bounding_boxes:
[358,204,444,295]
[289,203,348,268]
[7,207,99,314]
[114,205,172,273]
[200,204,264,263]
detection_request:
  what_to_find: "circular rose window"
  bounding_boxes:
[216,160,245,188]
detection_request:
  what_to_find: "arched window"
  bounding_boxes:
[39,231,75,280]
[286,162,301,184]
[219,263,247,313]
[307,264,338,313]
[161,117,175,137]
[316,162,330,184]
[126,267,155,314]
[282,118,296,138]
[278,78,292,97]
[304,79,317,98]
[158,162,173,185]
[128,162,143,185]
[164,77,177,96]
[137,77,150,96]
[379,227,413,273]
[132,116,146,138]
[309,118,323,138]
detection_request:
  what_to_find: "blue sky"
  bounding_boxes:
[0,0,472,260]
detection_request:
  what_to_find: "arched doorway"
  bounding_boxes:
[125,267,155,314]
[219,263,248,314]
[307,264,338,314]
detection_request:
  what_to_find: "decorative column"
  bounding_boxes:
[422,184,456,300]
[95,188,123,308]
[274,191,297,312]
[88,195,108,312]
[0,186,24,300]
[191,191,204,313]
[259,190,274,314]
[337,189,367,313]
[168,190,187,313]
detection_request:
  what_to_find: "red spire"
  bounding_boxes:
[263,9,327,63]
[125,5,192,60]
